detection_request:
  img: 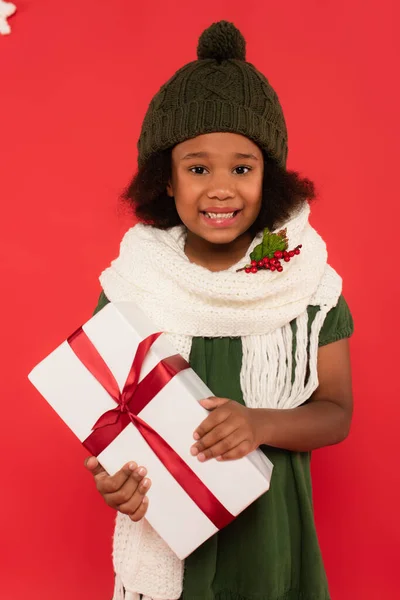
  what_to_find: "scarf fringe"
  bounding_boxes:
[112,575,155,600]
[112,575,127,600]
[241,307,327,411]
[300,309,327,402]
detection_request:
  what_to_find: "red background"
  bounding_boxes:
[1,1,399,598]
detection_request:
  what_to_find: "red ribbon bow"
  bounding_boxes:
[67,326,234,531]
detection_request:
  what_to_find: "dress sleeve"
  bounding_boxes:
[318,295,354,347]
[93,290,110,316]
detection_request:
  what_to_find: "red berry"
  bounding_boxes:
[283,251,289,257]
[251,260,257,267]
[263,257,270,264]
[257,260,264,267]
[274,251,283,259]
[277,266,283,272]
[298,244,303,248]
[270,265,276,271]
[284,256,290,262]
[289,251,295,257]
[251,267,258,273]
[245,267,251,273]
[294,248,300,255]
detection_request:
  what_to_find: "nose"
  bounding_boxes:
[206,175,235,201]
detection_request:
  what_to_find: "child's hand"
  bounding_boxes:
[191,397,262,462]
[85,457,151,521]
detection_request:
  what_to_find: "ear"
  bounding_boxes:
[166,181,174,197]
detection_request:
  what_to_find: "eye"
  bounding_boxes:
[233,166,251,175]
[189,166,209,175]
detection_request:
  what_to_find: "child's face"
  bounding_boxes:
[167,132,263,246]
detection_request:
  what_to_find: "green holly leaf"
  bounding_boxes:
[261,228,287,258]
[250,243,263,262]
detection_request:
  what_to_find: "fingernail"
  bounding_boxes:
[128,462,136,471]
[142,478,149,488]
[142,496,148,504]
[216,456,222,461]
[138,467,146,476]
[190,446,199,456]
[198,453,206,462]
[193,432,200,440]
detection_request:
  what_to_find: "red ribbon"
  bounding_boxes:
[67,326,234,531]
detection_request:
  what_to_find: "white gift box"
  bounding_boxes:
[28,302,273,559]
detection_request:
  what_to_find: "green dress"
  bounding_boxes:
[94,293,354,600]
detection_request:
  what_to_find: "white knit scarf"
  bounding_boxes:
[99,203,342,600]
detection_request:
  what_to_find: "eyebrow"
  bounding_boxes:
[181,152,259,161]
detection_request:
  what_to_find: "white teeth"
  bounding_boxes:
[204,212,235,219]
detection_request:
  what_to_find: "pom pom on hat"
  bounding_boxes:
[197,21,246,62]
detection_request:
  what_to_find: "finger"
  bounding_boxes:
[84,456,106,477]
[95,461,139,495]
[103,467,148,507]
[129,495,149,522]
[105,468,149,507]
[131,466,147,483]
[104,472,149,508]
[194,403,231,440]
[215,440,253,461]
[191,422,238,456]
[118,479,152,516]
[197,431,245,462]
[199,397,230,411]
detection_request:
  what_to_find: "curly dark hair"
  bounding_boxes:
[123,147,316,233]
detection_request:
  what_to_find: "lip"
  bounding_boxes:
[200,209,242,228]
[201,207,242,213]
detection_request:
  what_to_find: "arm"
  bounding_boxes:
[256,338,353,452]
[191,338,353,460]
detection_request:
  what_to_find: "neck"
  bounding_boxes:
[184,230,253,272]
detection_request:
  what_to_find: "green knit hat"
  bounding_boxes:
[137,21,288,168]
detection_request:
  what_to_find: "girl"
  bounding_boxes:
[85,21,353,600]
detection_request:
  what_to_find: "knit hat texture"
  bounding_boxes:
[137,21,288,168]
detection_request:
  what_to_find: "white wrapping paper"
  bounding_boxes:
[28,302,273,558]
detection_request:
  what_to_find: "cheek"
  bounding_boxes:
[173,177,201,213]
[241,180,263,210]
[173,193,197,227]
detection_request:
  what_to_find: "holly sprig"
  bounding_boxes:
[250,228,288,262]
[237,227,302,274]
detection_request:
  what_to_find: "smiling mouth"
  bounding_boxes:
[201,210,241,220]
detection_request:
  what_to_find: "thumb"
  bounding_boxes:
[84,456,105,477]
[199,396,230,410]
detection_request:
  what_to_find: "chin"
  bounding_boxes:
[199,227,245,245]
